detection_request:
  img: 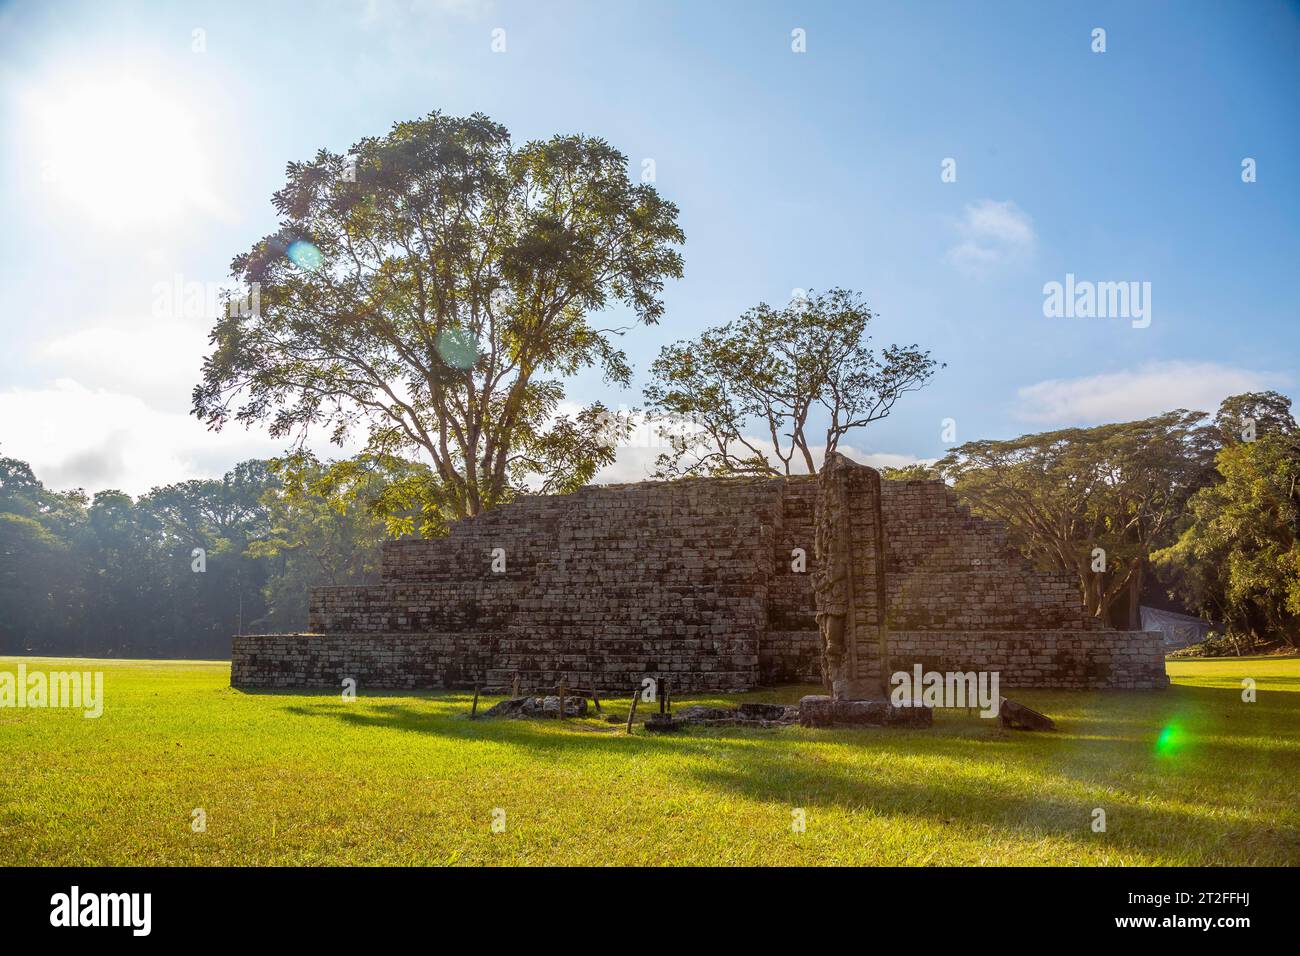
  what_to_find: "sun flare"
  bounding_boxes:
[29,77,216,227]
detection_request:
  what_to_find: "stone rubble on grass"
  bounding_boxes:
[481,695,588,719]
[798,694,934,728]
[996,696,1056,731]
[671,702,800,728]
[479,693,1055,734]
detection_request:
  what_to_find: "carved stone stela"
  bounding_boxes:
[813,452,889,701]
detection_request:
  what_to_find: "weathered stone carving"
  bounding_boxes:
[812,456,851,697]
[813,452,888,700]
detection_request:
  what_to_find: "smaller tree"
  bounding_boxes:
[644,288,940,477]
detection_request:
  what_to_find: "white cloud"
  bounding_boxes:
[593,443,663,484]
[590,429,927,484]
[1,384,928,496]
[946,199,1036,278]
[0,379,359,496]
[37,322,210,405]
[1014,361,1290,426]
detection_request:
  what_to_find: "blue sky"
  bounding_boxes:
[1,0,1296,494]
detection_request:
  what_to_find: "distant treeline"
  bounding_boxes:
[0,453,409,659]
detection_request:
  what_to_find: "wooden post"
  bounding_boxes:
[558,680,567,720]
[590,685,602,713]
[511,674,520,698]
[626,685,640,734]
[470,685,480,719]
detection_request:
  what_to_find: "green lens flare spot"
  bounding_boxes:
[1154,722,1186,757]
[436,327,478,370]
[286,240,324,272]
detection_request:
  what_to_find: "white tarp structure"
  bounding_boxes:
[1140,605,1219,649]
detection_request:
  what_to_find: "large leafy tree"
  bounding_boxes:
[937,411,1216,628]
[141,460,272,547]
[644,288,940,477]
[194,112,683,525]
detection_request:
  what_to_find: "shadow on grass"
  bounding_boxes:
[234,686,478,701]
[270,679,1300,863]
[684,742,1300,863]
[276,684,1294,772]
[278,681,1300,751]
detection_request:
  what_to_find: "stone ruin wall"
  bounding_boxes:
[235,480,781,693]
[231,472,1168,693]
[875,481,1164,689]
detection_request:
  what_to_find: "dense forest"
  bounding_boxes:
[0,452,410,658]
[1,390,1297,659]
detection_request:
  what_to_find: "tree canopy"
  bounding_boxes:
[644,288,940,477]
[194,111,684,530]
[937,410,1216,627]
[1154,392,1300,648]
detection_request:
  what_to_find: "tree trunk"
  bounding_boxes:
[1127,561,1143,630]
[1079,562,1102,618]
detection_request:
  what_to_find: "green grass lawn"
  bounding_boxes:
[1,655,1297,866]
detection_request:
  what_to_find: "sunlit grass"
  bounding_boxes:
[1,655,1296,865]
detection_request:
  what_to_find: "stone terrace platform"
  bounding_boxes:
[232,472,1168,693]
